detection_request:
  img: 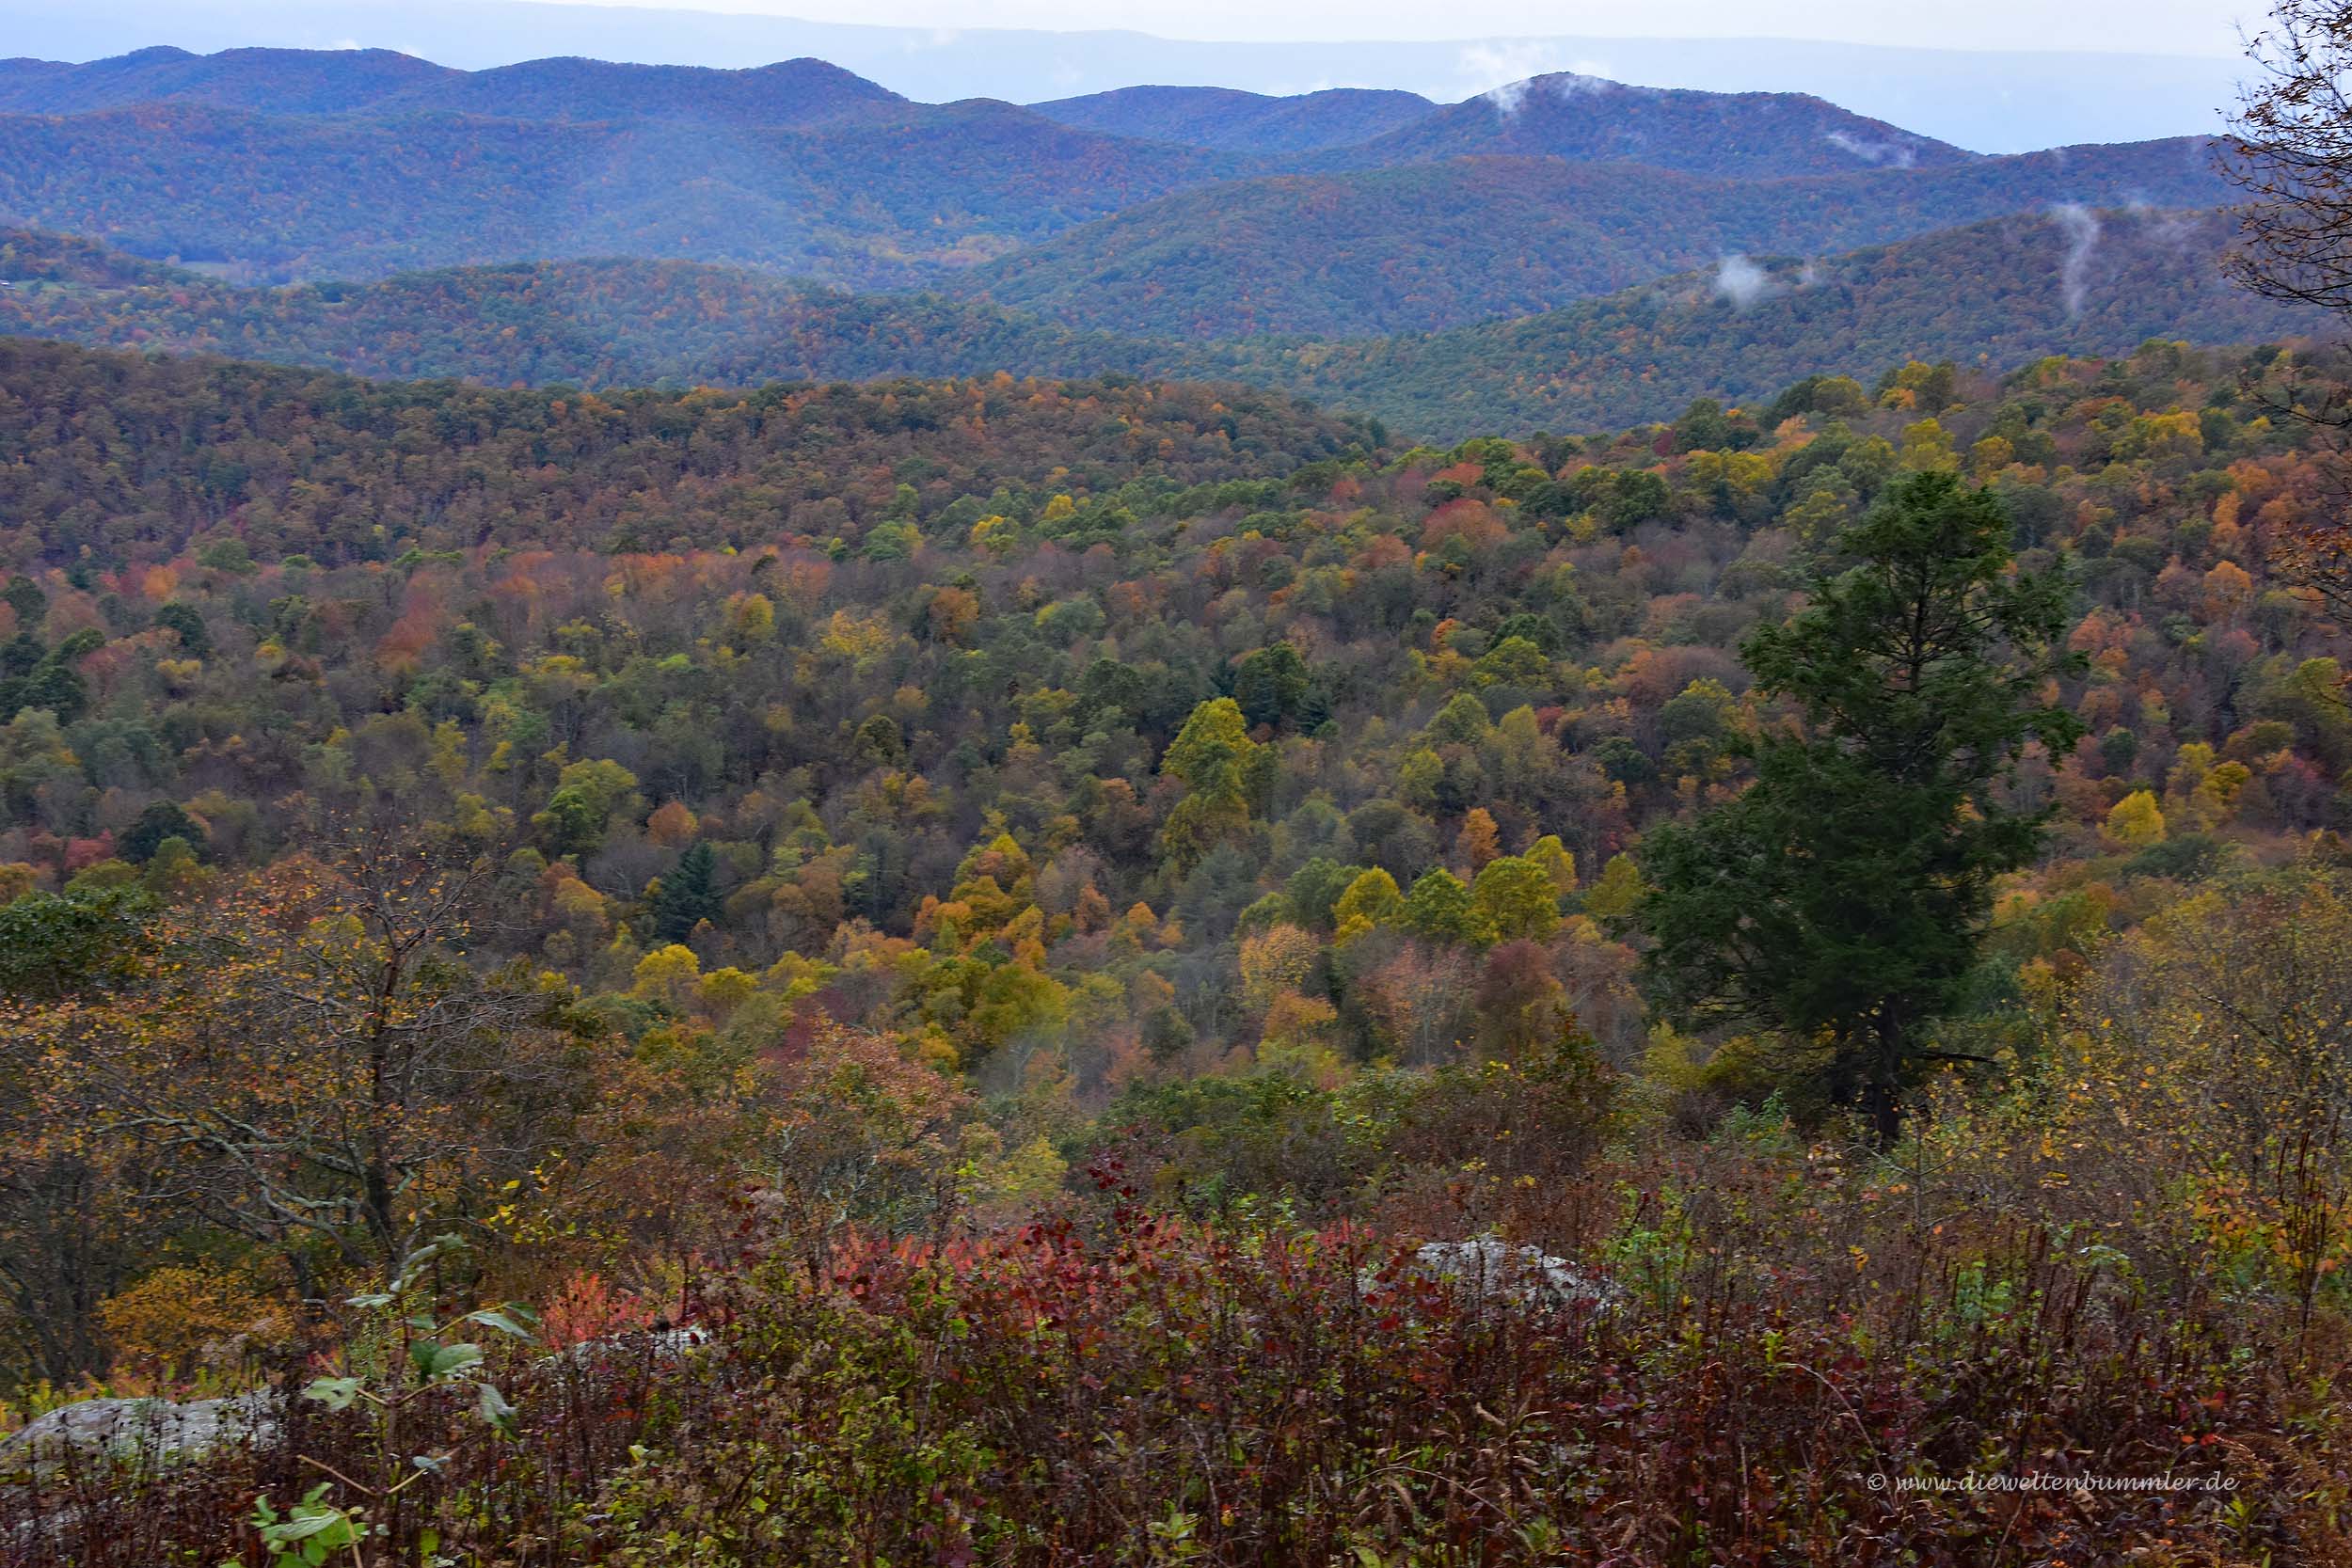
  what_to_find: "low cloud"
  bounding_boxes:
[1825,129,1918,168]
[1713,253,1776,309]
[2051,203,2102,317]
[1482,77,1535,116]
[1459,44,1615,116]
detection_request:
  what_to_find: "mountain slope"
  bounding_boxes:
[0,101,1246,285]
[0,43,453,113]
[0,46,2174,309]
[0,236,1163,386]
[0,45,901,124]
[377,55,901,125]
[3,210,2310,443]
[958,139,2234,340]
[1028,85,1434,151]
[1218,208,2316,438]
[0,335,1365,563]
[1314,73,1976,175]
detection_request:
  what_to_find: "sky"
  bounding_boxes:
[523,0,2253,56]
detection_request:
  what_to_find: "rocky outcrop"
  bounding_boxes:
[0,1391,278,1470]
[1381,1239,1621,1312]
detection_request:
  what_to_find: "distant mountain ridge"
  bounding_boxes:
[0,41,2280,447]
[0,45,2233,302]
[1211,207,2317,437]
[1308,72,1974,177]
[3,209,2310,440]
[1029,86,1436,152]
[0,234,1159,387]
[0,47,1985,179]
[0,44,903,123]
[0,44,450,115]
[0,98,1248,285]
[956,140,2232,339]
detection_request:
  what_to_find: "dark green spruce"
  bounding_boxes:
[1627,471,2084,1141]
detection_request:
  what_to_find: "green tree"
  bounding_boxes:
[651,841,723,943]
[1158,698,1264,875]
[1232,642,1311,730]
[1331,867,1404,935]
[1401,867,1490,944]
[1629,472,2082,1141]
[119,800,203,864]
[0,884,157,1000]
[151,602,212,658]
[1581,853,1645,920]
[1471,856,1562,943]
[1284,857,1359,931]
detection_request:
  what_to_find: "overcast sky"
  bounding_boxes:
[528,0,2255,56]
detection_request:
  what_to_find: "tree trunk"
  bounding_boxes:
[1865,1003,1907,1147]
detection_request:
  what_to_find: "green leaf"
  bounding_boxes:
[302,1376,363,1412]
[462,1306,539,1343]
[420,1340,484,1380]
[267,1512,347,1543]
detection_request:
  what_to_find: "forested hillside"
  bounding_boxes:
[0,238,1163,388]
[4,333,2343,1107]
[3,336,2349,1561]
[0,100,1248,286]
[3,317,2350,1560]
[6,208,2304,438]
[1228,207,2322,437]
[1026,84,1436,151]
[1309,71,1972,175]
[957,141,2232,340]
[0,334,2342,1085]
[6,26,2349,1563]
[0,43,2224,314]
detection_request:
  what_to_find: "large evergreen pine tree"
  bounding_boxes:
[1628,472,2083,1140]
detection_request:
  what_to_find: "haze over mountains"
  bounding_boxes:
[3,205,2313,440]
[0,41,2296,441]
[0,0,2242,151]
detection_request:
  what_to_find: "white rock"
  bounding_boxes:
[1376,1239,1620,1312]
[1,1391,278,1467]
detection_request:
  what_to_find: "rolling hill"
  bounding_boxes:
[1027,85,1434,151]
[0,43,452,114]
[1214,207,2317,438]
[373,55,901,125]
[3,209,2311,441]
[0,235,1159,386]
[1311,72,1975,176]
[0,99,1248,285]
[956,141,2236,340]
[0,45,902,124]
[3,44,2201,312]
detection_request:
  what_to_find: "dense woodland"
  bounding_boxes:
[2,330,2350,1560]
[1238,208,2325,436]
[0,46,2229,302]
[2,27,2351,1564]
[3,208,2316,440]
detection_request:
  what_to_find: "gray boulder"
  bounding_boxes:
[1,1391,278,1469]
[1378,1239,1620,1313]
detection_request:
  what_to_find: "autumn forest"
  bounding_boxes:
[3,7,2352,1566]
